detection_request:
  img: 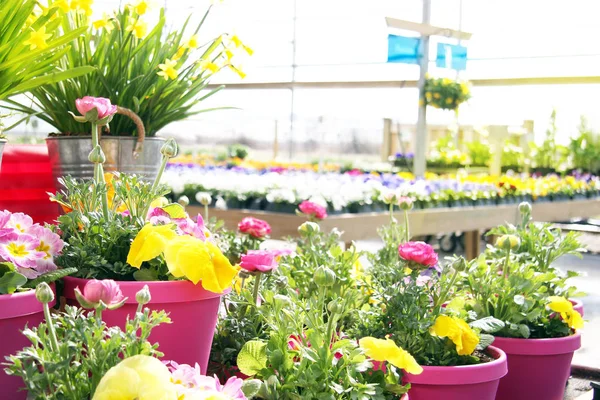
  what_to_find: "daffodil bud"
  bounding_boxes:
[160,138,178,158]
[298,221,320,235]
[195,192,212,206]
[177,195,190,207]
[314,265,336,287]
[496,234,521,251]
[519,202,532,215]
[135,285,151,305]
[35,282,54,304]
[88,145,106,164]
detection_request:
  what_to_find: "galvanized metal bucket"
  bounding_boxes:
[0,139,6,173]
[46,136,165,184]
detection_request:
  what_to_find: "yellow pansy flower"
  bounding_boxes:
[163,235,239,293]
[157,58,178,80]
[359,337,423,375]
[548,296,584,330]
[430,315,479,356]
[23,26,52,50]
[93,13,114,32]
[126,18,148,39]
[126,223,177,268]
[92,355,177,400]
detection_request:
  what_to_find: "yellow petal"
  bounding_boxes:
[127,224,176,268]
[206,242,239,293]
[567,310,584,330]
[359,337,423,375]
[548,296,573,313]
[163,235,199,278]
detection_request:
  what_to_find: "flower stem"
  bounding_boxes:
[404,210,410,242]
[252,273,262,306]
[152,155,168,192]
[503,248,511,280]
[389,203,394,224]
[204,204,209,221]
[43,303,60,353]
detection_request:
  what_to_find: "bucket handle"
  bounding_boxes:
[98,106,146,159]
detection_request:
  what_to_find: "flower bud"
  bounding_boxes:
[327,299,343,314]
[314,265,336,287]
[88,145,106,164]
[298,221,320,235]
[160,138,178,158]
[273,294,292,308]
[496,234,521,251]
[35,282,54,304]
[135,284,151,305]
[451,257,469,272]
[195,192,212,206]
[379,190,397,205]
[398,196,414,211]
[519,202,532,215]
[177,195,190,207]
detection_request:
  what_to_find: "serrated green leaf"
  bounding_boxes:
[0,271,27,294]
[25,268,77,289]
[160,203,187,219]
[237,340,267,376]
[477,333,495,350]
[518,324,531,339]
[470,316,506,333]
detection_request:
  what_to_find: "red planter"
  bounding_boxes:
[63,277,225,374]
[0,284,56,400]
[493,333,581,400]
[404,346,507,400]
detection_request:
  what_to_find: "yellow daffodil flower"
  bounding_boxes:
[127,224,177,268]
[200,60,219,74]
[172,46,186,61]
[126,18,148,39]
[163,235,239,293]
[359,337,423,375]
[548,296,584,330]
[225,48,234,61]
[23,26,52,50]
[71,0,93,16]
[430,315,479,356]
[229,64,246,79]
[92,355,177,400]
[185,34,199,49]
[52,0,71,13]
[93,13,114,32]
[131,0,150,15]
[157,58,178,80]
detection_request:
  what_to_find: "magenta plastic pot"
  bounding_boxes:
[63,277,224,373]
[493,332,581,400]
[571,298,584,317]
[0,284,56,400]
[403,346,507,400]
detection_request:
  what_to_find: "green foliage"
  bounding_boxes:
[227,144,250,160]
[0,0,93,101]
[423,77,470,111]
[501,142,525,169]
[7,4,229,136]
[570,116,600,173]
[0,263,27,294]
[4,304,170,399]
[467,141,491,166]
[24,267,78,289]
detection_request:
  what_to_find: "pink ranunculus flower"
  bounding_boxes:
[74,279,124,309]
[238,217,271,238]
[75,96,118,120]
[298,200,328,220]
[239,250,278,273]
[398,241,438,268]
[0,233,45,275]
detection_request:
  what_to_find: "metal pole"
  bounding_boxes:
[288,0,298,159]
[414,0,431,177]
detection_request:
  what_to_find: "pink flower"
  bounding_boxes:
[147,207,172,225]
[0,233,44,273]
[238,217,271,238]
[75,96,117,120]
[165,360,202,392]
[0,210,12,238]
[298,200,328,220]
[271,248,293,260]
[398,241,438,268]
[196,375,247,399]
[165,361,247,399]
[74,279,124,308]
[27,224,63,272]
[6,212,33,233]
[239,250,278,273]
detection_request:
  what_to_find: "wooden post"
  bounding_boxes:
[489,125,508,176]
[522,120,534,173]
[464,230,480,260]
[382,118,392,161]
[273,120,279,160]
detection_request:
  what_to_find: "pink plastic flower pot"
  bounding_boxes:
[493,333,581,400]
[403,346,507,400]
[0,284,56,400]
[62,277,224,373]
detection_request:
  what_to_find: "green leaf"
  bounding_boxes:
[133,269,159,281]
[470,316,505,333]
[241,379,262,398]
[514,295,525,306]
[161,203,187,219]
[0,271,27,294]
[518,324,531,339]
[477,333,495,350]
[0,261,16,275]
[237,340,268,376]
[25,267,77,289]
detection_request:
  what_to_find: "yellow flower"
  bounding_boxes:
[229,64,246,79]
[359,337,423,375]
[131,0,150,15]
[71,0,93,16]
[496,234,520,250]
[93,13,114,32]
[430,315,479,356]
[23,26,52,50]
[172,46,186,61]
[185,34,199,49]
[150,197,170,208]
[157,58,178,80]
[548,296,584,330]
[52,0,71,13]
[232,273,243,294]
[92,355,177,400]
[445,97,453,104]
[163,235,239,293]
[126,224,177,268]
[224,48,234,61]
[230,34,243,48]
[126,18,148,39]
[200,60,219,74]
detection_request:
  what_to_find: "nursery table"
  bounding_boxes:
[188,198,600,259]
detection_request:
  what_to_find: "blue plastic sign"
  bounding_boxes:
[387,34,421,64]
[436,43,467,70]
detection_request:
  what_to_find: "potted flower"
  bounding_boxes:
[52,99,239,373]
[9,1,250,182]
[352,200,507,400]
[0,0,93,170]
[0,210,74,398]
[456,225,584,400]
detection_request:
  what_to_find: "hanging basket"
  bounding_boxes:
[423,77,471,111]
